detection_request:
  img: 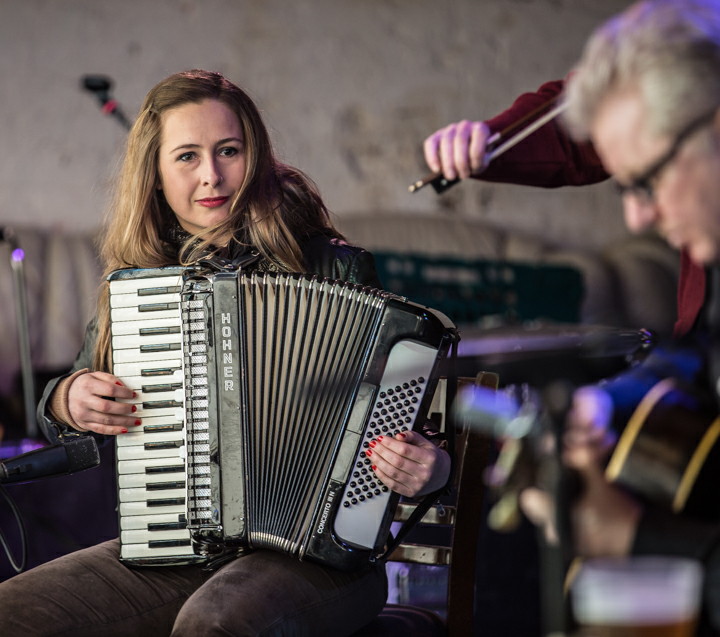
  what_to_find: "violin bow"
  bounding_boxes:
[409,97,569,194]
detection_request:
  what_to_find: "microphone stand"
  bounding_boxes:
[2,229,38,440]
[81,75,132,131]
[537,381,578,637]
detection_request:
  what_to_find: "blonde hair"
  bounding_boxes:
[94,69,341,370]
[564,0,720,140]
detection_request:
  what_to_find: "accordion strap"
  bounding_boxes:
[378,489,444,563]
[197,250,261,272]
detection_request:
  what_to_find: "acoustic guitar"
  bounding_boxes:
[606,378,720,519]
[455,379,720,531]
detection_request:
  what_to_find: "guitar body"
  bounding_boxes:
[606,378,720,520]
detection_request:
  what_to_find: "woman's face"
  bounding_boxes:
[157,98,247,235]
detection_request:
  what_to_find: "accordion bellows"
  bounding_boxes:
[109,266,456,571]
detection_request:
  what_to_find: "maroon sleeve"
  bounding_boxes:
[674,251,707,338]
[477,80,609,187]
[464,80,707,333]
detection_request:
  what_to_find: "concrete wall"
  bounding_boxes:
[1,0,632,250]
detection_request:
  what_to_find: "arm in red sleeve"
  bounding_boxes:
[674,252,707,338]
[479,80,609,187]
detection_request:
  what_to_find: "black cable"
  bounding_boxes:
[0,484,27,574]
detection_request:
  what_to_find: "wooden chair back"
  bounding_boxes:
[353,372,497,636]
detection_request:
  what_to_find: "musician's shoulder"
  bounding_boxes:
[302,233,369,258]
[301,234,379,286]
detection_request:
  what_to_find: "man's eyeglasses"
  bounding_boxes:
[615,108,718,202]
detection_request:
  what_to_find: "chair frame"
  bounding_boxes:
[385,372,497,635]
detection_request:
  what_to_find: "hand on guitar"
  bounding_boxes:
[67,371,140,435]
[368,430,451,498]
[519,386,643,558]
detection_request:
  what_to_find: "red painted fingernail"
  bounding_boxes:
[120,428,128,434]
[369,440,377,448]
[115,382,123,386]
[371,465,377,471]
[134,419,142,426]
[366,449,373,457]
[132,392,137,398]
[377,436,384,441]
[131,405,137,413]
[397,432,406,439]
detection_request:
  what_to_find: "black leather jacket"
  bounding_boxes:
[37,234,382,443]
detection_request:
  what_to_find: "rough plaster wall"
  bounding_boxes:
[1,0,632,250]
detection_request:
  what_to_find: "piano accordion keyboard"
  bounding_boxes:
[110,273,201,564]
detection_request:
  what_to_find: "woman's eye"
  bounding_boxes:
[219,146,239,157]
[178,152,196,162]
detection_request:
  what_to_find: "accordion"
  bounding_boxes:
[109,265,457,571]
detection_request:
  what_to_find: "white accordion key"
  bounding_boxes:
[118,471,193,489]
[113,362,183,382]
[119,484,186,503]
[117,456,185,475]
[121,527,190,546]
[118,499,186,517]
[109,275,183,296]
[115,428,186,449]
[116,444,186,461]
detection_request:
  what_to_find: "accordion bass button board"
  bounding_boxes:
[108,266,457,570]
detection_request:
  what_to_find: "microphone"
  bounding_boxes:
[453,383,540,440]
[81,74,132,130]
[0,437,100,484]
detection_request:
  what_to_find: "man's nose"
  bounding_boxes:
[623,194,660,233]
